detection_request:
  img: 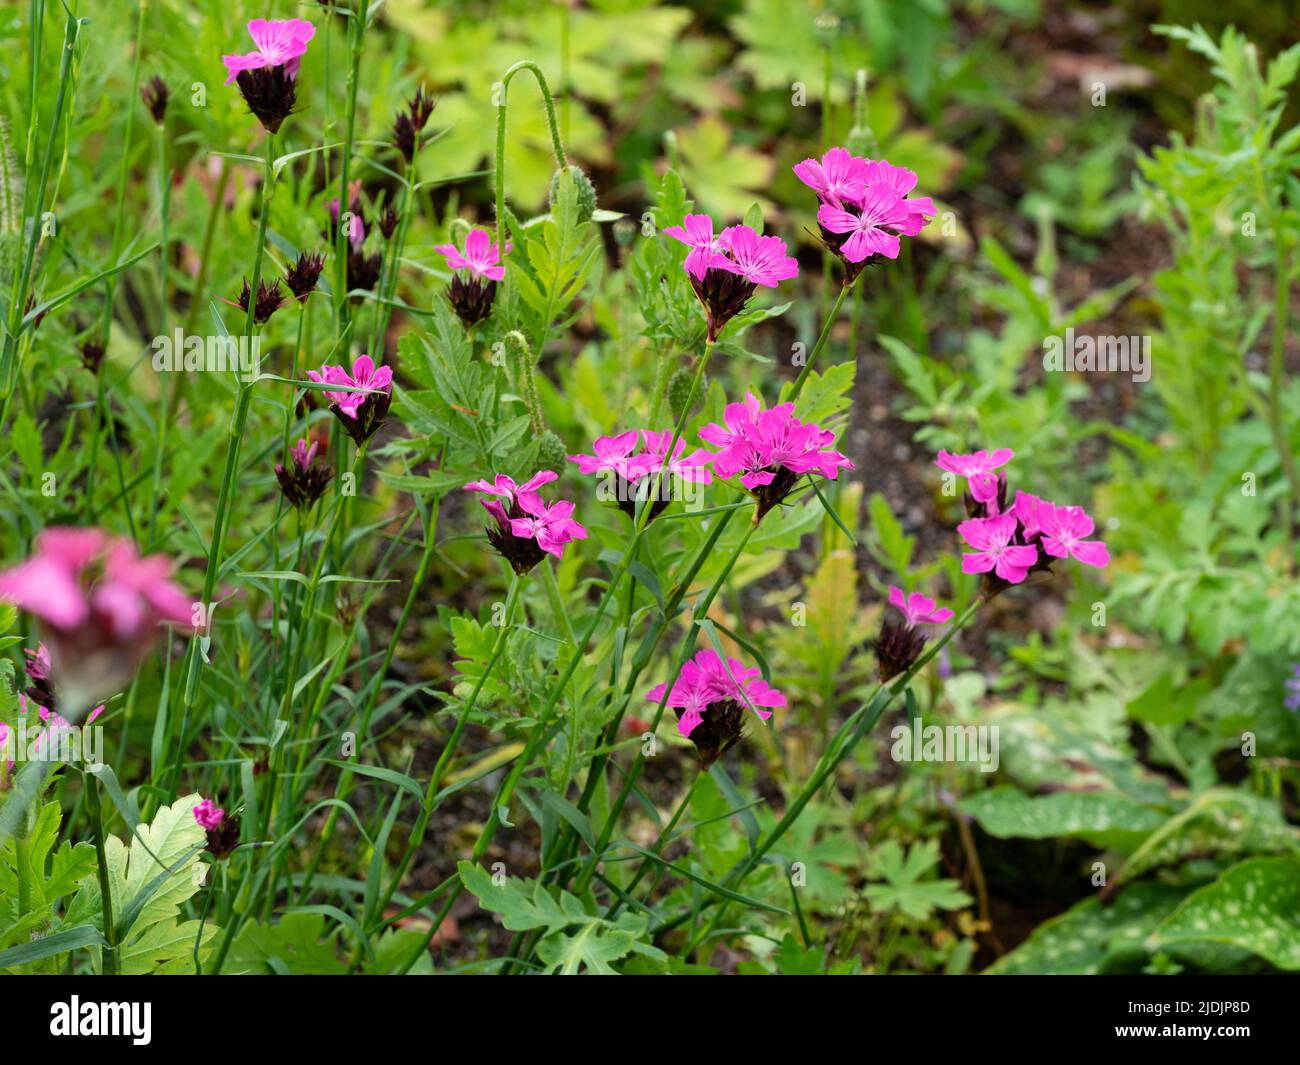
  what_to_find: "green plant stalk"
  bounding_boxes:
[169,136,276,797]
[147,121,172,547]
[1265,238,1299,556]
[570,521,756,898]
[606,767,705,918]
[0,10,83,427]
[370,153,418,354]
[182,158,231,338]
[536,493,743,884]
[677,599,982,951]
[83,773,118,976]
[493,60,568,255]
[790,272,858,400]
[268,442,368,831]
[333,7,365,333]
[507,513,753,968]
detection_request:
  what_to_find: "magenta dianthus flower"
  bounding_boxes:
[434,228,508,283]
[958,514,1039,585]
[306,354,392,445]
[794,147,935,278]
[223,19,316,134]
[569,429,713,522]
[434,228,509,327]
[664,217,798,341]
[464,472,588,574]
[646,649,785,765]
[194,798,226,831]
[888,586,955,629]
[700,393,853,522]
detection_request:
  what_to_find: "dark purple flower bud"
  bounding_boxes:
[141,75,169,124]
[283,251,325,302]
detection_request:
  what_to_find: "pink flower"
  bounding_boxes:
[1037,503,1110,569]
[464,471,586,573]
[222,18,316,85]
[935,448,1014,506]
[567,431,642,479]
[663,214,729,281]
[306,354,392,444]
[434,227,508,283]
[888,586,955,628]
[635,430,714,484]
[1013,490,1048,539]
[291,438,319,470]
[792,147,869,208]
[700,393,853,518]
[817,186,917,263]
[859,160,936,232]
[0,530,191,714]
[957,514,1038,585]
[463,471,558,519]
[568,430,713,484]
[194,799,226,831]
[508,500,589,559]
[646,649,786,740]
[715,225,799,287]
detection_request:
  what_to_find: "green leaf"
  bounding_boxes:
[961,787,1167,851]
[864,840,972,920]
[1150,857,1300,971]
[986,884,1189,975]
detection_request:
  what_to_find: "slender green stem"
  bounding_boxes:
[606,768,704,918]
[84,774,118,976]
[493,60,568,254]
[148,121,172,546]
[790,275,857,400]
[0,11,84,426]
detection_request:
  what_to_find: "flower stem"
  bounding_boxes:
[790,273,858,400]
[494,60,568,255]
[84,772,119,976]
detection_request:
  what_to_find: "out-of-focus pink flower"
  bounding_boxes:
[222,18,316,85]
[1037,503,1110,569]
[792,147,870,208]
[194,799,226,831]
[957,514,1038,585]
[0,531,189,716]
[646,649,785,741]
[434,228,509,282]
[663,214,728,281]
[888,586,955,629]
